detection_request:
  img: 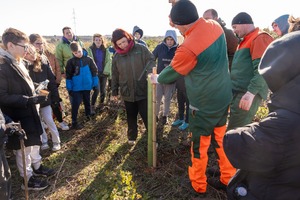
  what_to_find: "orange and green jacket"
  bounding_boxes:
[230,28,273,99]
[158,18,232,135]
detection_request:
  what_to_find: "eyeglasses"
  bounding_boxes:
[34,42,44,46]
[13,43,29,51]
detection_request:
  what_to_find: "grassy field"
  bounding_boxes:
[8,81,233,200]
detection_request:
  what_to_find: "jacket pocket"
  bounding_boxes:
[120,81,130,97]
[135,79,147,97]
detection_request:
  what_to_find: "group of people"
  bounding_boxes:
[162,0,300,199]
[1,0,300,198]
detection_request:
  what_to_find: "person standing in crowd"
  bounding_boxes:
[227,12,273,131]
[0,110,11,199]
[172,75,189,131]
[55,26,83,75]
[0,28,55,191]
[24,44,62,152]
[132,26,148,47]
[272,14,290,37]
[203,8,238,70]
[29,33,69,131]
[153,0,236,194]
[87,33,112,114]
[65,42,98,130]
[224,30,300,200]
[152,30,178,125]
[111,28,155,145]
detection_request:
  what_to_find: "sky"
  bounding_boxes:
[0,0,298,37]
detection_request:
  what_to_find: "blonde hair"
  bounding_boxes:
[288,15,300,32]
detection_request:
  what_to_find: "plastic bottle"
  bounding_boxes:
[235,186,247,197]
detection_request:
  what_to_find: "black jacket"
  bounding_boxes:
[0,51,43,150]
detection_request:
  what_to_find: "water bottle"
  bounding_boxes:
[235,186,247,197]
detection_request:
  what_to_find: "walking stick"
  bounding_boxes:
[16,123,29,200]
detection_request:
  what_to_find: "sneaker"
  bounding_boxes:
[52,143,61,151]
[207,178,227,191]
[22,176,49,191]
[128,140,136,145]
[59,121,69,131]
[41,143,50,150]
[91,105,96,115]
[172,119,184,126]
[72,123,83,130]
[33,165,56,177]
[179,122,189,130]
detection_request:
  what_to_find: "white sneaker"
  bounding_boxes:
[52,143,61,151]
[41,143,50,150]
[59,121,69,131]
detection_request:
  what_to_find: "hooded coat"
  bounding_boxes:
[224,31,300,200]
[152,30,178,73]
[272,14,290,36]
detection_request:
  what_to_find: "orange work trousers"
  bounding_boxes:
[188,125,236,193]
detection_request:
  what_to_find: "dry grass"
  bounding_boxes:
[8,82,227,200]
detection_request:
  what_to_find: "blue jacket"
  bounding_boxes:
[152,30,178,73]
[65,49,98,92]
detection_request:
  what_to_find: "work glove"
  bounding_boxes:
[6,123,26,140]
[27,95,47,105]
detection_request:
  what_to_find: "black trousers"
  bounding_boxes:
[124,99,147,141]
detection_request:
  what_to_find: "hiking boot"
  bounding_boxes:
[33,165,56,177]
[161,116,167,125]
[52,143,61,151]
[59,121,69,131]
[206,167,221,177]
[72,123,83,130]
[179,122,189,130]
[207,177,227,191]
[22,176,49,191]
[40,143,49,150]
[172,119,184,126]
[91,105,96,115]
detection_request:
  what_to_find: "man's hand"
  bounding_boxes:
[27,95,47,105]
[239,91,255,111]
[150,73,158,84]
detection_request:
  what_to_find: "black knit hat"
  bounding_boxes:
[232,12,253,25]
[170,0,199,25]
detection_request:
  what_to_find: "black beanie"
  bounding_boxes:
[232,12,253,25]
[170,0,199,25]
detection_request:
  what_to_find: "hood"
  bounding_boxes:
[163,30,178,45]
[0,48,17,65]
[272,14,289,36]
[259,31,300,113]
[132,25,143,38]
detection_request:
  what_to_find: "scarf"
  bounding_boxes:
[0,48,35,95]
[115,40,134,55]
